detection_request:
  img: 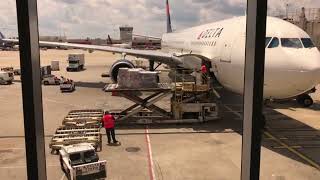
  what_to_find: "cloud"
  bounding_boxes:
[0,0,319,38]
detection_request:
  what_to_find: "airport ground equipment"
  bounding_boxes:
[60,79,76,92]
[13,69,21,75]
[103,81,219,124]
[51,60,60,71]
[67,53,85,71]
[49,125,102,153]
[0,66,14,72]
[0,71,14,84]
[40,65,51,77]
[42,74,61,85]
[59,143,106,180]
[63,109,104,127]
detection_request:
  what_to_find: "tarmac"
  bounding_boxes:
[0,49,320,180]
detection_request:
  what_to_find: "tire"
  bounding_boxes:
[297,94,313,107]
[302,97,313,107]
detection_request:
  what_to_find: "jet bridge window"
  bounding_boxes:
[281,38,303,48]
[301,38,315,48]
[267,37,279,48]
[265,37,272,47]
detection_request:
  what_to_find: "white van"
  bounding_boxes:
[0,71,14,84]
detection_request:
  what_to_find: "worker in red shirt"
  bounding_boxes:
[101,111,118,144]
[201,64,208,84]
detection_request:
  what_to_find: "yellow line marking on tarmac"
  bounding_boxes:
[59,173,65,180]
[223,105,242,120]
[224,104,320,170]
[264,131,320,170]
[272,145,302,149]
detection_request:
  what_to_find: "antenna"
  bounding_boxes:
[286,3,289,19]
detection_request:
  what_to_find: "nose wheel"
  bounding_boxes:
[296,94,313,107]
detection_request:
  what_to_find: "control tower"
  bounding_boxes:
[119,26,133,42]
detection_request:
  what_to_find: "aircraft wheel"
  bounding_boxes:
[297,94,313,107]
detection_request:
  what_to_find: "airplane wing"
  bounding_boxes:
[132,34,161,40]
[1,38,182,66]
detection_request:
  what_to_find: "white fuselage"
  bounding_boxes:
[161,16,320,99]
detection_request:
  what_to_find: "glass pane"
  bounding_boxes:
[301,38,315,48]
[268,37,279,48]
[281,38,303,48]
[265,37,272,47]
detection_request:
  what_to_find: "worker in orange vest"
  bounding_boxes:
[101,111,118,144]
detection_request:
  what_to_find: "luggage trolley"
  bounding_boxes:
[49,125,102,154]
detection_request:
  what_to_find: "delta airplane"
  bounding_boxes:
[1,0,320,107]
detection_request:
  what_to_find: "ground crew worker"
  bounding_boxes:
[201,64,208,84]
[102,111,118,144]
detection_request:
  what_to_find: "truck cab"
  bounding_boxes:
[59,143,106,180]
[67,53,85,71]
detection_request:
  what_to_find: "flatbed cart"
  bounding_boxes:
[49,125,102,154]
[63,109,104,127]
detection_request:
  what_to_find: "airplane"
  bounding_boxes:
[1,0,320,107]
[106,34,132,49]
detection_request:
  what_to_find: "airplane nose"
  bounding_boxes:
[298,50,320,82]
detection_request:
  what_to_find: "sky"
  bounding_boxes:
[0,0,319,38]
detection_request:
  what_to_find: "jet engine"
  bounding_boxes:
[109,59,135,82]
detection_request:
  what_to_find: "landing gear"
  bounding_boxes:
[296,94,313,107]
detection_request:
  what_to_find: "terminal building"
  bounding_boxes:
[64,25,161,49]
[119,26,133,43]
[274,7,320,49]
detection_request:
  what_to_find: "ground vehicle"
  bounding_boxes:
[0,71,14,84]
[67,53,85,71]
[59,143,106,180]
[42,75,61,85]
[60,80,76,92]
[13,69,21,75]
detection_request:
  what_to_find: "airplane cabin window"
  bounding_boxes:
[301,38,315,48]
[265,37,272,47]
[281,38,303,48]
[268,37,279,48]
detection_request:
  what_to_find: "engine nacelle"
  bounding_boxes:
[109,59,135,82]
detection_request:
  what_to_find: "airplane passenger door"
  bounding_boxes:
[220,41,233,63]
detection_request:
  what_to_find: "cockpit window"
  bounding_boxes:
[281,38,303,48]
[268,37,279,48]
[301,38,315,48]
[265,37,272,47]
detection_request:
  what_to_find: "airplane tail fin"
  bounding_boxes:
[166,0,173,33]
[0,32,5,39]
[107,34,113,44]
